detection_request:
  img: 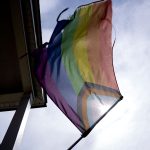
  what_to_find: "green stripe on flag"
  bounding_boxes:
[61,13,84,95]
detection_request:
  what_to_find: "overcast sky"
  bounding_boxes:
[1,0,150,149]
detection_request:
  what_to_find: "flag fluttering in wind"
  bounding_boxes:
[33,0,122,135]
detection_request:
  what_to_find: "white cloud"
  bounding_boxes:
[40,0,60,14]
[21,100,80,150]
[0,111,15,143]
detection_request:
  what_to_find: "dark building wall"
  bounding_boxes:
[0,1,22,94]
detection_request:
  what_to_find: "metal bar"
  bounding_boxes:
[67,135,83,150]
[0,93,32,150]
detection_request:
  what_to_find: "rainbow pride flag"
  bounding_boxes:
[33,0,122,134]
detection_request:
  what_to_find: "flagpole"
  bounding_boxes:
[67,127,92,150]
[67,135,83,150]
